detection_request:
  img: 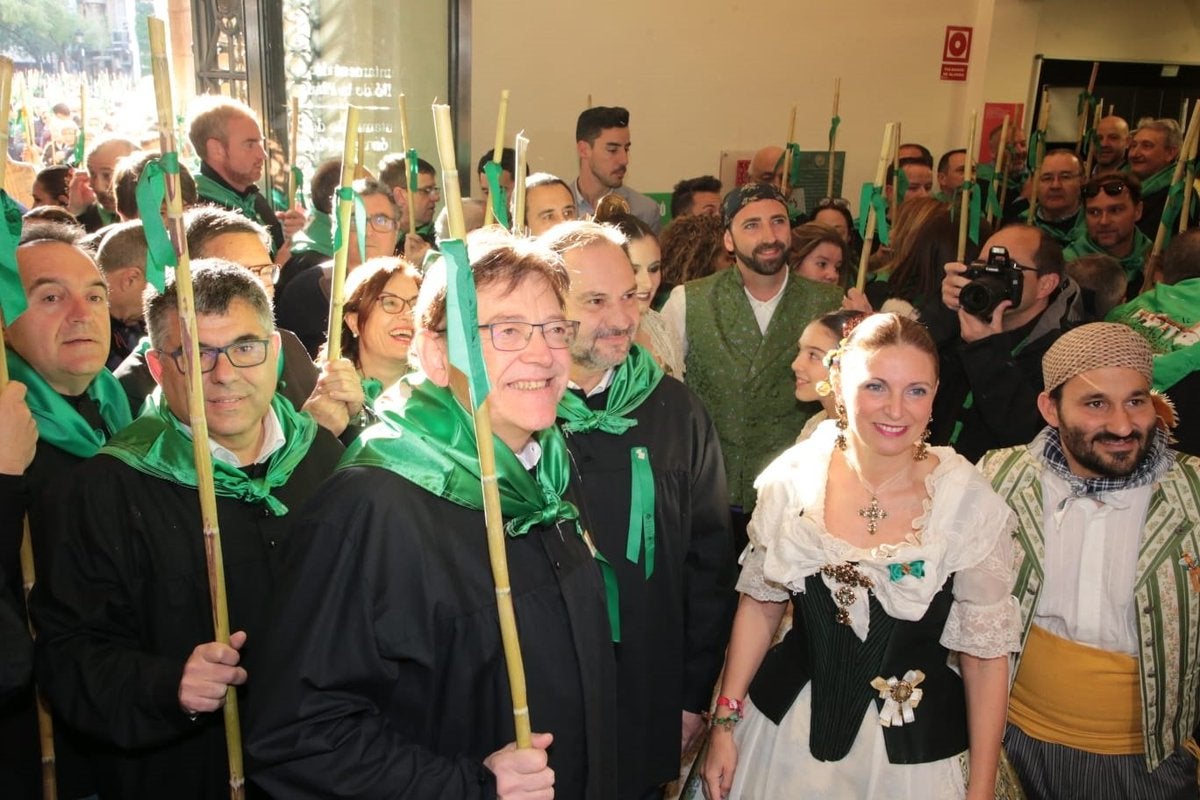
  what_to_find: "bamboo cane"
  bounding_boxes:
[433,101,532,749]
[512,131,529,235]
[1179,119,1198,236]
[957,111,977,262]
[1,57,57,800]
[1028,88,1050,223]
[1075,62,1099,156]
[987,115,1010,226]
[826,78,840,198]
[1145,102,1200,292]
[397,93,417,236]
[17,75,36,164]
[482,90,510,226]
[324,106,360,361]
[78,80,86,165]
[287,96,299,208]
[148,19,244,799]
[856,122,895,292]
[781,106,796,194]
[890,122,901,222]
[1084,102,1103,177]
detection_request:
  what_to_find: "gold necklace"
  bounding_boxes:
[845,457,911,535]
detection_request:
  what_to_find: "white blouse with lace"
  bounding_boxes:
[728,420,1020,799]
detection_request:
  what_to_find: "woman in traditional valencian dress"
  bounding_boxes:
[703,313,1019,799]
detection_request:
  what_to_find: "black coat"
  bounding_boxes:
[561,375,736,795]
[29,429,343,800]
[245,466,619,800]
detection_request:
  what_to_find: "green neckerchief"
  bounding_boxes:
[1140,162,1175,197]
[101,392,316,516]
[6,350,132,459]
[557,344,663,434]
[194,172,262,223]
[97,205,118,227]
[1107,277,1200,390]
[557,345,664,581]
[361,376,384,406]
[343,375,622,640]
[290,210,334,257]
[1063,228,1152,281]
[1020,206,1087,246]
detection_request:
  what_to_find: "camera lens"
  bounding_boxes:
[960,276,1003,316]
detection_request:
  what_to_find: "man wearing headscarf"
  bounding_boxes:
[979,322,1200,798]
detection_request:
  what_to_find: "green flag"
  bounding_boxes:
[0,190,26,323]
[441,239,490,409]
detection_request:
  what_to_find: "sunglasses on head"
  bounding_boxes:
[1082,179,1128,200]
[815,197,851,210]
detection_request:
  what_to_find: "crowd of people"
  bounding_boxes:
[1,83,1200,800]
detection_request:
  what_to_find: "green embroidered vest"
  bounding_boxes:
[684,269,842,510]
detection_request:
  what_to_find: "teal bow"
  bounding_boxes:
[888,560,925,581]
[1027,130,1044,173]
[482,161,512,228]
[952,180,983,246]
[0,189,26,323]
[331,186,368,264]
[828,115,841,150]
[406,147,420,191]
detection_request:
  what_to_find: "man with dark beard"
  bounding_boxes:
[979,322,1200,798]
[543,221,735,800]
[661,183,842,551]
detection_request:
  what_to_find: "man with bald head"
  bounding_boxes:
[1025,149,1087,245]
[747,146,784,186]
[77,136,139,232]
[543,221,734,800]
[1093,115,1130,174]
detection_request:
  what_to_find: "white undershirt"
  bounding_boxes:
[567,368,616,398]
[179,406,286,468]
[660,271,789,363]
[1034,470,1153,655]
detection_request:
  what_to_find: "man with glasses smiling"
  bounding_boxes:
[378,153,441,259]
[1065,173,1151,294]
[30,259,344,799]
[248,235,618,799]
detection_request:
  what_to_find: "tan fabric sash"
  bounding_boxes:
[1009,624,1142,754]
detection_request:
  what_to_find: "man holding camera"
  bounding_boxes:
[935,224,1084,462]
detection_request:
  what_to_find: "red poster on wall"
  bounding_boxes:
[940,26,972,81]
[979,103,1025,164]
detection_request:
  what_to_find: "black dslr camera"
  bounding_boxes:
[959,246,1024,320]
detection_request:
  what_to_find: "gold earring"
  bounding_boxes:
[913,426,931,461]
[815,379,832,397]
[835,403,848,451]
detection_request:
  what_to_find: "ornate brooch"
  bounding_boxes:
[870,670,925,727]
[820,562,874,626]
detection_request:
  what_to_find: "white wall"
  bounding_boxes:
[468,0,1200,212]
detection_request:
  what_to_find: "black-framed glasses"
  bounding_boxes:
[247,263,280,285]
[377,293,418,315]
[437,320,580,351]
[163,338,271,374]
[366,213,399,233]
[1082,179,1129,200]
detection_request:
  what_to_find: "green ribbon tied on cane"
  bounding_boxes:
[406,147,420,191]
[441,239,492,409]
[1076,90,1096,117]
[828,115,841,150]
[627,447,656,579]
[953,179,983,246]
[888,560,925,581]
[975,163,1003,219]
[786,143,804,187]
[857,182,891,246]
[331,186,368,265]
[134,152,182,292]
[291,165,306,209]
[0,189,27,323]
[1159,179,1187,246]
[1027,130,1044,173]
[482,161,512,228]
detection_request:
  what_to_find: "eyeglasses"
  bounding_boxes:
[366,213,399,233]
[377,293,418,315]
[815,197,851,210]
[247,263,280,285]
[414,185,441,197]
[1039,171,1082,184]
[1082,179,1129,200]
[437,320,580,351]
[163,338,271,374]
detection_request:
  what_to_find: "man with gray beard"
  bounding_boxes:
[661,183,842,551]
[543,221,735,800]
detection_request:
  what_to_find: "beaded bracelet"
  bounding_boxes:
[709,710,742,730]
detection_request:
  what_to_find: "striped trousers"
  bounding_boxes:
[1005,724,1198,800]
